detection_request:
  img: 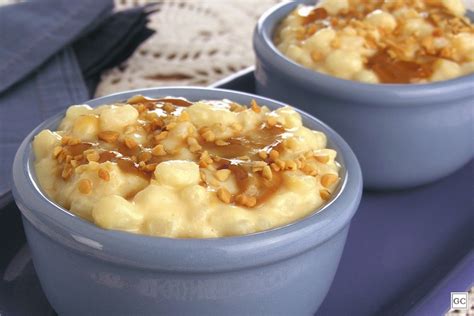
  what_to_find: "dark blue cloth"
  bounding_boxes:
[0,0,153,208]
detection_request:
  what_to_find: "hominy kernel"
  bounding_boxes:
[215,169,231,181]
[78,179,93,194]
[320,189,331,201]
[151,144,166,156]
[321,174,338,188]
[217,188,232,204]
[98,168,110,181]
[98,131,119,143]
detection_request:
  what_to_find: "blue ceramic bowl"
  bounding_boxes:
[253,2,474,190]
[12,88,362,315]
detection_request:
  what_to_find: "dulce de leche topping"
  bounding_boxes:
[33,96,340,238]
[275,0,474,84]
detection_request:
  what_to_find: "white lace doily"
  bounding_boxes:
[95,0,281,96]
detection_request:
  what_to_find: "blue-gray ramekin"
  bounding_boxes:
[253,2,474,190]
[12,87,361,315]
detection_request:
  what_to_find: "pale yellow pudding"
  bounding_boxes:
[275,0,474,83]
[33,96,340,238]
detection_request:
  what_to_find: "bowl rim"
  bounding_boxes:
[253,2,474,106]
[13,87,362,272]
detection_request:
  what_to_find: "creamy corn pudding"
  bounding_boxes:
[275,0,474,83]
[33,96,340,238]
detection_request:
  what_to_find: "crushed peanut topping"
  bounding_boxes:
[320,189,331,201]
[215,169,231,182]
[321,173,338,188]
[33,95,342,238]
[78,179,93,194]
[275,0,474,83]
[98,131,119,143]
[217,187,232,204]
[42,95,340,211]
[98,168,110,181]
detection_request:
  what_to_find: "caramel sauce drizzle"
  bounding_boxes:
[291,1,474,84]
[55,97,296,208]
[367,50,434,83]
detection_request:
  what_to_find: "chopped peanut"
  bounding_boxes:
[98,131,119,143]
[217,187,232,203]
[319,189,331,201]
[250,99,261,113]
[262,165,273,180]
[98,168,110,181]
[151,144,166,156]
[321,174,339,188]
[315,155,329,164]
[269,149,280,161]
[124,137,138,149]
[78,179,92,194]
[215,169,231,182]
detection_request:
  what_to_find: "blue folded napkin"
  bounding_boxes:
[0,0,154,208]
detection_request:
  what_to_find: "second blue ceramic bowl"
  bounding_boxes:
[12,87,362,315]
[253,2,474,190]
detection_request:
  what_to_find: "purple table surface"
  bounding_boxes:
[213,68,474,316]
[0,69,472,316]
[406,250,474,316]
